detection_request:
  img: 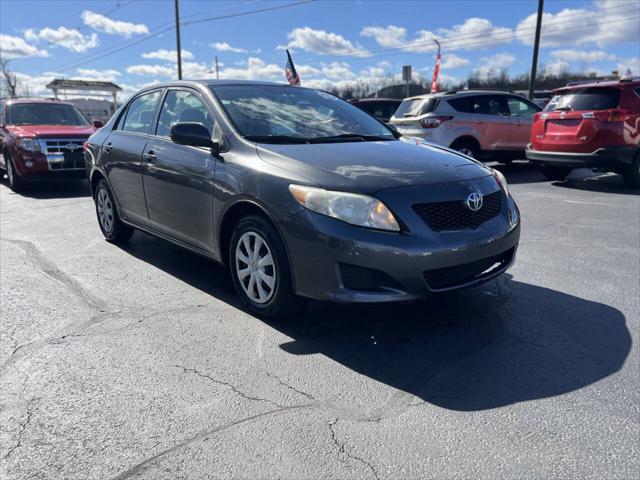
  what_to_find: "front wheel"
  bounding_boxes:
[450,139,479,159]
[540,165,572,181]
[623,154,640,188]
[5,154,25,192]
[94,179,134,243]
[229,215,303,318]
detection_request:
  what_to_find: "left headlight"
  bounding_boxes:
[492,168,509,197]
[16,138,41,152]
[289,184,400,232]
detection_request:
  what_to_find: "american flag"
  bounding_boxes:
[285,49,301,86]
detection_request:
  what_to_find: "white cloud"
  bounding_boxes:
[542,61,570,77]
[126,64,175,77]
[549,49,617,63]
[82,10,149,37]
[285,27,369,57]
[219,57,282,80]
[321,62,355,80]
[516,3,640,48]
[617,57,640,75]
[362,19,512,53]
[440,54,470,69]
[75,68,121,82]
[474,52,516,79]
[24,27,99,53]
[142,49,193,61]
[295,65,320,76]
[0,34,48,58]
[211,42,246,53]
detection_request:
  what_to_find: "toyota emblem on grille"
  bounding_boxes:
[466,192,483,211]
[64,143,81,151]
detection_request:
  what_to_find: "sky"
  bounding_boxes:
[1,0,639,100]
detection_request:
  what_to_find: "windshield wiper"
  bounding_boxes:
[308,133,394,143]
[244,135,309,144]
[553,106,572,111]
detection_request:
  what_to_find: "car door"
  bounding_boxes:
[142,88,216,253]
[103,90,161,226]
[471,94,512,151]
[506,95,541,149]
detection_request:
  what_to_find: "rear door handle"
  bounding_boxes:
[143,150,156,162]
[103,142,112,154]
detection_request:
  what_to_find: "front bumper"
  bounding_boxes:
[526,144,636,169]
[279,184,520,303]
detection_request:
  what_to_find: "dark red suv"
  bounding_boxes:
[526,79,640,186]
[0,99,101,191]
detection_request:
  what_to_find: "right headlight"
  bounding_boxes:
[16,137,41,152]
[492,168,509,197]
[289,184,400,232]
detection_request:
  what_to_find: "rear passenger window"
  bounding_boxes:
[156,90,214,138]
[121,91,161,134]
[447,96,475,113]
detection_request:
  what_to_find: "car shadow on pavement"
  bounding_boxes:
[552,171,640,196]
[119,231,631,412]
[490,161,547,184]
[0,177,92,199]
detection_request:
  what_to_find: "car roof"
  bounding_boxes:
[402,90,522,102]
[553,79,640,93]
[3,98,76,106]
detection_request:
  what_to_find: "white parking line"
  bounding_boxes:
[564,200,612,207]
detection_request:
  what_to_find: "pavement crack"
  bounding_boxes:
[328,418,380,480]
[1,398,35,462]
[175,365,283,408]
[265,371,316,401]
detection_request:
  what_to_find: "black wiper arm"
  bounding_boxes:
[244,135,309,144]
[553,106,572,111]
[308,133,394,143]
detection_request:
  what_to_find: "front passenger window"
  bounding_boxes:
[156,90,214,138]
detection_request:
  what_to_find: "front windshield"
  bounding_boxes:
[210,84,396,143]
[7,103,90,126]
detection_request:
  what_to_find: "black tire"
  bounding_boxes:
[5,153,25,192]
[450,138,479,159]
[94,179,134,243]
[229,215,303,318]
[540,165,572,181]
[622,153,640,188]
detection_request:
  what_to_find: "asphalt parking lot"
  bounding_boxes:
[1,162,638,479]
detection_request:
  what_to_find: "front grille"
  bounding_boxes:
[339,263,400,292]
[413,190,501,232]
[40,138,86,170]
[423,247,514,291]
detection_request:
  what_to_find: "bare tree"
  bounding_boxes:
[1,59,18,98]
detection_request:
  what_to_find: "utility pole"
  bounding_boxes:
[215,56,220,80]
[528,0,544,100]
[174,0,183,80]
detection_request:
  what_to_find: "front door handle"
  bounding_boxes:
[143,150,156,162]
[103,142,112,154]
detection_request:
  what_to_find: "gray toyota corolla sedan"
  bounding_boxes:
[84,80,520,317]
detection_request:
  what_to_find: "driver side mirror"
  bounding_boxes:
[92,120,104,128]
[170,122,219,154]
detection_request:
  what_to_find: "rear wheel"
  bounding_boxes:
[450,139,479,159]
[540,165,572,181]
[94,179,134,243]
[622,153,640,188]
[5,154,25,192]
[229,215,303,318]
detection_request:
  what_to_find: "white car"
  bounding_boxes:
[390,90,541,162]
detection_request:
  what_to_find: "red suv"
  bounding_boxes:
[526,79,640,186]
[0,99,101,191]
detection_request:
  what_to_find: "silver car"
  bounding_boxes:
[390,90,541,162]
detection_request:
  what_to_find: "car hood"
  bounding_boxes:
[5,125,95,137]
[255,137,493,194]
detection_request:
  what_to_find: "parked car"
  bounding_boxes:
[349,98,402,123]
[390,90,542,162]
[0,98,102,191]
[85,80,520,318]
[526,79,640,186]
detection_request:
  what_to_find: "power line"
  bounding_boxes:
[40,0,316,75]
